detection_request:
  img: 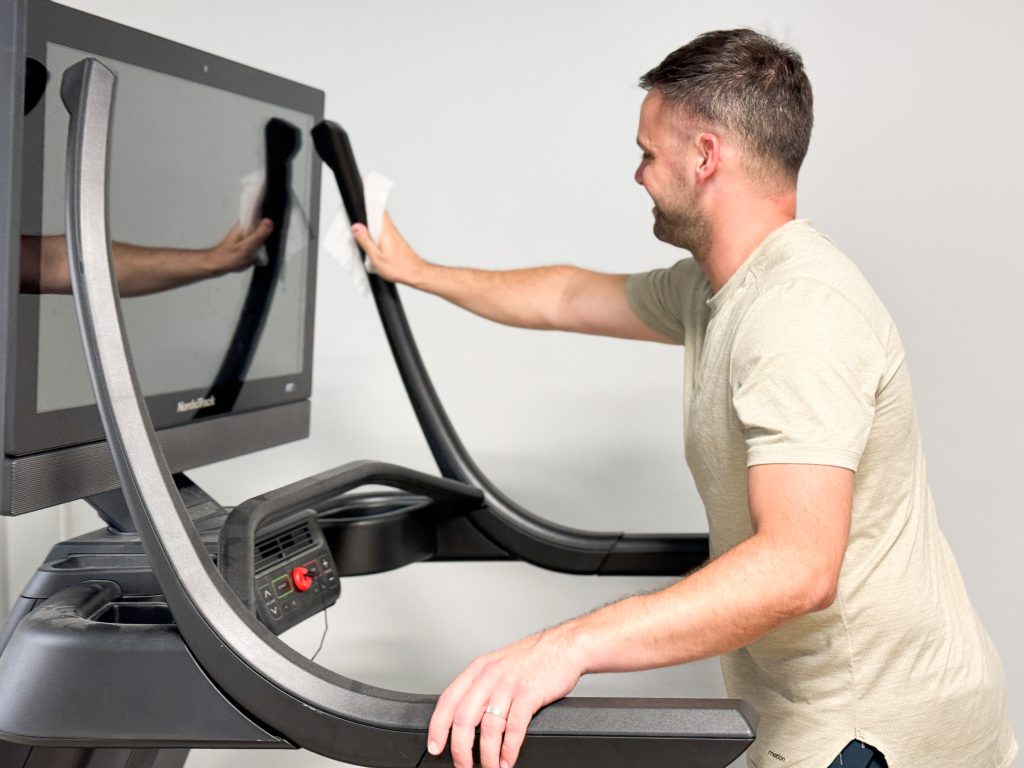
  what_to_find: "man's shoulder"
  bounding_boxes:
[752,221,855,285]
[733,225,901,360]
[748,222,889,327]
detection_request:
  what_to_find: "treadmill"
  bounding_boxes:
[0,7,756,766]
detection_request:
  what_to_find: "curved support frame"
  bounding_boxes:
[60,58,755,767]
[61,55,436,766]
[312,121,709,576]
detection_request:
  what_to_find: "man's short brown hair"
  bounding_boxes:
[640,29,814,185]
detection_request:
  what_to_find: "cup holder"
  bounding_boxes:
[94,601,174,625]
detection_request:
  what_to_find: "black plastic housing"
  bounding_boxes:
[0,581,285,748]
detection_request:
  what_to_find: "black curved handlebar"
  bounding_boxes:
[312,120,709,576]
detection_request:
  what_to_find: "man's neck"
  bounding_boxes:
[694,193,797,293]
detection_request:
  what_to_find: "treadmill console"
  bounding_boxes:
[253,510,340,633]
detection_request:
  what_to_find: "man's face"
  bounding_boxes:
[634,89,709,255]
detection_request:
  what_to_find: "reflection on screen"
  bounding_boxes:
[26,43,313,414]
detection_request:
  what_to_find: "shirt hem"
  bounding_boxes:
[746,732,856,768]
[746,446,861,471]
[997,735,1018,768]
[747,731,1017,768]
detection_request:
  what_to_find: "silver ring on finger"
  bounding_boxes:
[483,705,507,720]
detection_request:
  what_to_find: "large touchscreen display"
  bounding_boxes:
[12,27,320,454]
[29,43,313,412]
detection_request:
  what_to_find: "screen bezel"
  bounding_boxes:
[7,0,322,457]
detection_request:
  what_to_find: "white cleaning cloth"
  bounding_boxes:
[238,170,265,236]
[238,170,269,266]
[322,171,393,296]
[237,169,311,278]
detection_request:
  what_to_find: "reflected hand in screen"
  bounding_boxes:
[205,218,275,275]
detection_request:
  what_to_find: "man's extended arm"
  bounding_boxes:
[351,215,676,343]
[427,463,854,768]
[20,219,272,297]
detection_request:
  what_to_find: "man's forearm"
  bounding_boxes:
[554,465,849,674]
[413,262,584,330]
[425,523,840,768]
[555,531,833,675]
[353,217,669,342]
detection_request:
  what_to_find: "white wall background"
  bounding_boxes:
[0,1,1020,766]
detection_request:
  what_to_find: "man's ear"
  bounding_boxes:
[694,132,721,182]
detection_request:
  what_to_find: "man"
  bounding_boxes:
[352,29,1016,768]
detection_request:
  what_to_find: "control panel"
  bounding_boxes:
[252,509,340,634]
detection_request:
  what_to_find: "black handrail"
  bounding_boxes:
[312,120,709,576]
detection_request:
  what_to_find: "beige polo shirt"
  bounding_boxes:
[625,219,1016,768]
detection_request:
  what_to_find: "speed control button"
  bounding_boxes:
[272,575,292,598]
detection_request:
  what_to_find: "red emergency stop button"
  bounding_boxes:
[291,566,313,592]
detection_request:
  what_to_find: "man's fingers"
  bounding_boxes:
[351,223,379,258]
[353,223,393,278]
[238,218,272,250]
[427,663,483,758]
[426,688,461,757]
[223,221,242,242]
[448,667,502,768]
[428,637,578,768]
[378,210,403,246]
[478,691,513,768]
[499,691,542,768]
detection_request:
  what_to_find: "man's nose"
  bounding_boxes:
[634,164,644,186]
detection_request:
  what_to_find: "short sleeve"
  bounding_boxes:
[730,279,886,470]
[625,259,706,344]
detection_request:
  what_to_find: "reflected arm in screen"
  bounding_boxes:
[19,218,272,297]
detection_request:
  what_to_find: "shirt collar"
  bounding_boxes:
[706,218,811,315]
